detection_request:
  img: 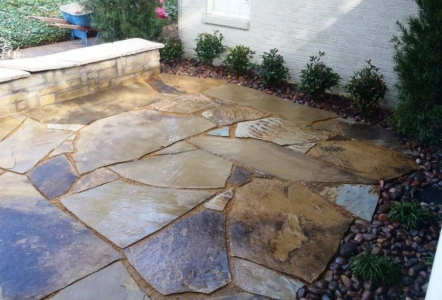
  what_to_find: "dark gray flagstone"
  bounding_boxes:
[208,293,268,300]
[125,210,231,295]
[28,155,78,199]
[0,172,120,300]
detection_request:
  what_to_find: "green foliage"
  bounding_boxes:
[299,51,340,97]
[389,201,434,230]
[161,37,184,63]
[223,45,255,77]
[0,0,69,49]
[81,0,165,43]
[166,0,178,22]
[258,48,290,88]
[392,0,442,145]
[345,60,388,121]
[194,31,226,65]
[349,253,401,287]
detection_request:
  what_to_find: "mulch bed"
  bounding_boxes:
[161,58,441,300]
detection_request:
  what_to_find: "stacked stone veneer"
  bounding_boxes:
[0,38,163,117]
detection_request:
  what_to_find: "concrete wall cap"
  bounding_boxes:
[0,68,30,83]
[113,38,164,56]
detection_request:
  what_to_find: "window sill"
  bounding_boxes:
[202,14,250,30]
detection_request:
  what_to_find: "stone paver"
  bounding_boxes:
[28,155,78,199]
[154,141,197,155]
[232,258,304,300]
[62,180,215,247]
[157,73,225,93]
[151,93,216,114]
[0,113,25,141]
[228,165,253,186]
[308,140,416,180]
[50,262,149,300]
[25,82,165,124]
[208,126,230,136]
[110,150,233,189]
[0,118,71,173]
[203,84,336,126]
[229,178,353,283]
[148,77,184,94]
[125,210,230,295]
[189,136,373,183]
[73,110,215,174]
[0,172,120,300]
[72,168,119,193]
[204,189,234,211]
[49,140,74,157]
[208,293,267,300]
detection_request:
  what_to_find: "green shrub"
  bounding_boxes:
[389,201,434,230]
[258,48,290,88]
[194,31,226,65]
[161,37,184,63]
[299,51,340,98]
[81,0,165,43]
[349,253,401,287]
[0,0,69,49]
[166,0,178,22]
[392,0,442,145]
[223,45,255,77]
[345,60,388,121]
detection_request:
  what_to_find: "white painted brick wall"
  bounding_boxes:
[179,0,418,106]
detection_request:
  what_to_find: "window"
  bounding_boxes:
[204,0,251,29]
[207,0,251,19]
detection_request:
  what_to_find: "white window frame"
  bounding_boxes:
[203,0,251,30]
[207,0,251,20]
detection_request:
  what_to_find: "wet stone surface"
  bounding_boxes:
[125,210,231,295]
[0,172,120,300]
[62,180,215,248]
[72,168,119,193]
[28,155,78,199]
[151,93,215,114]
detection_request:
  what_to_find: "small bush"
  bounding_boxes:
[299,51,340,98]
[223,45,255,77]
[258,48,290,88]
[349,253,401,287]
[194,31,226,65]
[389,201,434,230]
[161,37,184,64]
[345,60,388,121]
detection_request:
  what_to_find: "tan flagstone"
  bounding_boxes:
[308,140,416,181]
[203,84,336,126]
[0,119,71,173]
[151,93,216,114]
[229,178,353,283]
[62,180,215,248]
[154,141,197,155]
[156,74,225,94]
[73,110,215,174]
[188,136,373,184]
[46,124,84,131]
[0,113,25,142]
[202,98,270,126]
[25,82,165,125]
[204,189,234,211]
[110,150,233,189]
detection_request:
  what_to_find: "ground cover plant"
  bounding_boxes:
[0,0,69,48]
[389,201,434,230]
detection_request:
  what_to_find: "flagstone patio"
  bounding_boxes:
[0,74,416,300]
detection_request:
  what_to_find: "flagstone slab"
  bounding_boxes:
[47,124,84,131]
[208,293,267,300]
[203,84,336,126]
[50,262,148,300]
[62,180,215,248]
[157,73,225,94]
[202,98,270,126]
[235,117,330,151]
[188,136,373,184]
[229,178,353,283]
[73,110,215,174]
[29,155,78,199]
[0,119,72,173]
[110,150,232,189]
[204,189,234,211]
[125,210,230,295]
[231,258,304,300]
[73,168,119,193]
[208,126,230,137]
[229,165,253,186]
[49,140,74,157]
[303,183,379,221]
[0,172,120,300]
[155,141,197,155]
[148,77,184,94]
[0,67,30,83]
[308,140,416,181]
[151,93,216,114]
[25,82,164,125]
[0,113,25,142]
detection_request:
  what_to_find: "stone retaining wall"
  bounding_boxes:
[0,39,163,117]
